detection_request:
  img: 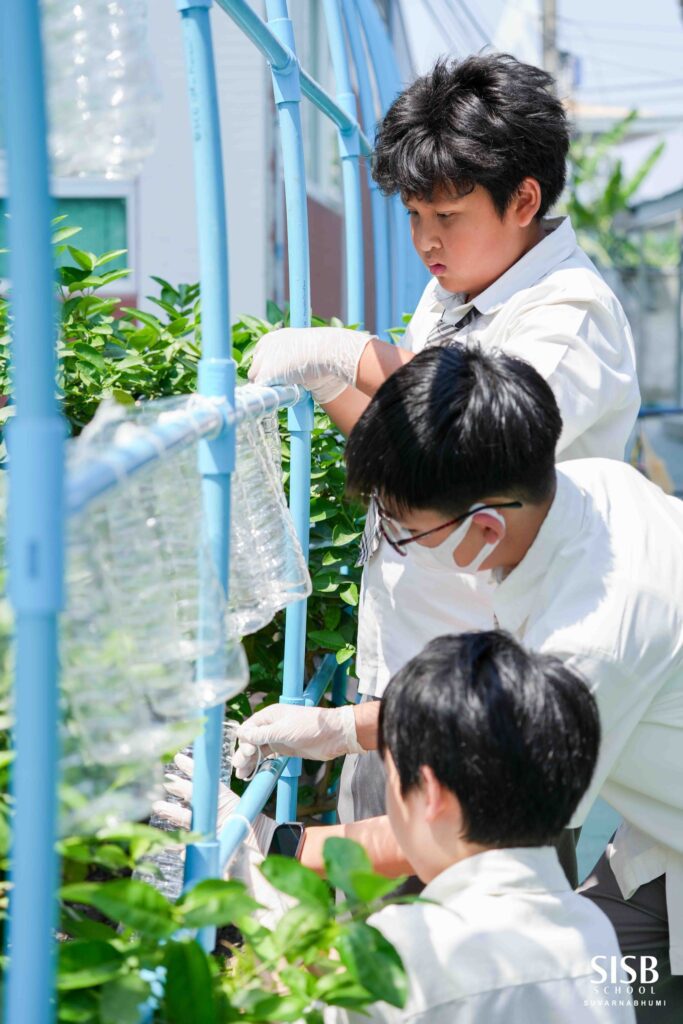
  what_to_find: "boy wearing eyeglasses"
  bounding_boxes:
[243,54,639,867]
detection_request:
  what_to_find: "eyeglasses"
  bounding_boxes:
[373,493,523,557]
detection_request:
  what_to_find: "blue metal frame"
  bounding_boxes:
[322,0,364,328]
[2,0,413,1016]
[1,3,66,1022]
[342,0,392,339]
[354,0,428,323]
[175,0,235,953]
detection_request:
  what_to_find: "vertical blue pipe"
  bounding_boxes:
[321,0,364,328]
[353,0,427,325]
[1,2,65,1022]
[176,0,235,954]
[265,0,313,823]
[342,0,392,340]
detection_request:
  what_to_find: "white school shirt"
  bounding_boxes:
[356,216,640,697]
[325,847,633,1024]
[492,459,683,972]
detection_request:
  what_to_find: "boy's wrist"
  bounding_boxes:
[353,699,381,751]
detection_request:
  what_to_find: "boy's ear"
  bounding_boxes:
[512,177,542,227]
[420,765,451,822]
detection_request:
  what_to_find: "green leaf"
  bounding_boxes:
[57,940,124,990]
[94,248,128,268]
[100,974,151,1024]
[337,922,408,1008]
[323,838,372,897]
[335,645,355,665]
[176,878,260,929]
[348,872,407,903]
[259,855,332,910]
[120,307,163,332]
[61,909,119,943]
[112,389,135,405]
[323,605,341,631]
[57,989,101,1022]
[67,246,97,271]
[60,879,177,938]
[332,525,362,546]
[339,582,359,607]
[52,225,82,245]
[163,940,217,1024]
[269,902,329,958]
[97,268,132,287]
[71,343,106,370]
[313,971,374,1008]
[307,629,346,650]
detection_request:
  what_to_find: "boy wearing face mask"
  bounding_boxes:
[243,55,639,859]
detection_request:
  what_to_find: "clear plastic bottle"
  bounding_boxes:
[41,0,160,179]
[136,721,238,901]
[228,416,311,636]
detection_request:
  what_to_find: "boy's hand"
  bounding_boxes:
[153,753,294,929]
[248,327,373,403]
[233,704,365,780]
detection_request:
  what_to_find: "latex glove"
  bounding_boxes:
[152,753,293,930]
[233,704,364,780]
[248,327,374,404]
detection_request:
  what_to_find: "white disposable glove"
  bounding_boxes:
[152,752,293,930]
[233,704,364,781]
[248,327,374,404]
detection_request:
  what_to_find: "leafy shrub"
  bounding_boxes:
[0,227,407,1022]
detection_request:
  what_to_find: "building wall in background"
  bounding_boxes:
[139,0,270,318]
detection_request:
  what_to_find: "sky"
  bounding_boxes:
[400,0,683,123]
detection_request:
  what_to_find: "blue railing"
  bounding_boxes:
[0,0,419,1020]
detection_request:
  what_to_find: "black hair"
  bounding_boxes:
[372,54,569,218]
[378,631,600,847]
[345,344,562,516]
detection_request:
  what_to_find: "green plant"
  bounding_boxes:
[563,110,667,268]
[0,223,365,690]
[57,837,408,1023]
[0,228,406,1020]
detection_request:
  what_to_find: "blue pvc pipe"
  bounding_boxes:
[215,0,371,152]
[342,0,392,338]
[262,0,314,824]
[353,0,427,325]
[218,657,337,869]
[66,385,302,517]
[322,0,365,328]
[1,2,65,1022]
[176,0,235,953]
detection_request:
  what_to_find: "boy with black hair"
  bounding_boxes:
[274,345,682,1021]
[327,631,633,1023]
[243,53,640,834]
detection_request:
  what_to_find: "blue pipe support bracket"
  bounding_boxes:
[342,0,391,338]
[215,1,372,152]
[215,0,293,72]
[1,0,66,1021]
[322,0,365,328]
[177,0,234,953]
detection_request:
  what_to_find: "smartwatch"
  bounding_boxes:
[267,821,306,859]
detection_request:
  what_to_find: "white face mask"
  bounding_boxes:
[408,506,506,574]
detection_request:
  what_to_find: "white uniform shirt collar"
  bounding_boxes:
[493,469,588,633]
[423,846,571,903]
[430,216,577,321]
